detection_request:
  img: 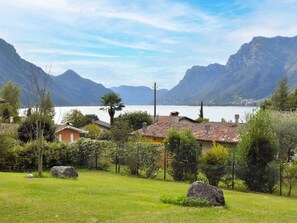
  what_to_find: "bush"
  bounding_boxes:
[160,194,210,207]
[199,142,229,186]
[123,142,161,178]
[164,129,201,182]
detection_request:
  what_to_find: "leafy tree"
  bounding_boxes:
[271,78,289,111]
[17,113,56,143]
[85,114,99,125]
[164,129,201,182]
[123,141,161,178]
[116,111,153,131]
[288,88,297,111]
[62,109,87,127]
[236,109,278,193]
[100,92,125,126]
[200,142,229,186]
[1,81,20,116]
[40,93,55,119]
[269,111,297,195]
[84,123,101,139]
[24,68,55,176]
[283,160,297,196]
[110,119,131,173]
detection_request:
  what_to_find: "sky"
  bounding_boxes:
[1,0,297,90]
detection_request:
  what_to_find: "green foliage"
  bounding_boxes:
[100,92,125,126]
[200,142,229,186]
[84,114,99,125]
[123,142,161,178]
[271,78,289,111]
[1,81,20,116]
[0,103,15,122]
[17,113,56,143]
[160,194,210,207]
[288,88,297,111]
[84,123,101,139]
[116,111,153,130]
[269,111,297,162]
[284,160,297,196]
[62,109,87,127]
[237,109,278,192]
[164,129,201,182]
[39,93,55,119]
[196,117,209,123]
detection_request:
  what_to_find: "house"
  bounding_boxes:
[93,119,110,131]
[134,113,241,152]
[55,124,88,143]
[153,111,196,124]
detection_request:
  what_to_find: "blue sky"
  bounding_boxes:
[1,0,297,89]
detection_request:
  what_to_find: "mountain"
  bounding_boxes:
[52,70,112,106]
[111,85,168,105]
[160,36,297,105]
[0,38,111,106]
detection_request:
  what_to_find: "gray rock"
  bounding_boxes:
[50,166,78,178]
[187,181,225,206]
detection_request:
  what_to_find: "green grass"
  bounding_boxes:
[0,170,297,223]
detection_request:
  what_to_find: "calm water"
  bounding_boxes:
[43,105,256,124]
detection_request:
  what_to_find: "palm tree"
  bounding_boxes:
[100,92,125,126]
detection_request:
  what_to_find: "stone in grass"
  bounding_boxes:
[50,166,78,178]
[187,181,225,206]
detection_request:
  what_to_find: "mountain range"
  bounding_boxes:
[1,36,297,106]
[159,36,297,105]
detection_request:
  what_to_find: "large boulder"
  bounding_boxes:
[187,181,225,206]
[50,166,78,178]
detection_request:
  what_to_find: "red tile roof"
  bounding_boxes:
[134,121,241,145]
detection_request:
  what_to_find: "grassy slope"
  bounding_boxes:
[0,170,296,223]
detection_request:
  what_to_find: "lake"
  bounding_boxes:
[45,105,256,124]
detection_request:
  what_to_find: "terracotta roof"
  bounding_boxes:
[134,122,241,145]
[153,115,196,123]
[55,124,88,134]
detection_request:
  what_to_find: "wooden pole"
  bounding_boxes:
[154,82,156,123]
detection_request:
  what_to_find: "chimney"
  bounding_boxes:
[205,124,210,134]
[170,111,179,124]
[142,122,147,133]
[235,114,240,124]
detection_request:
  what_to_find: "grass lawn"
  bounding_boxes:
[0,170,297,223]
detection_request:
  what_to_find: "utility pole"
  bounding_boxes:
[154,82,157,123]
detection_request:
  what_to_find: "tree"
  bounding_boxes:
[62,109,87,127]
[1,81,20,116]
[17,113,56,143]
[288,88,297,111]
[25,67,55,177]
[85,114,99,125]
[116,111,153,131]
[200,142,229,186]
[164,129,201,182]
[100,92,125,126]
[269,111,297,195]
[110,119,131,173]
[236,109,278,193]
[84,123,101,139]
[283,160,297,196]
[271,78,289,111]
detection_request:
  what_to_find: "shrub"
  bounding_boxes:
[160,194,210,207]
[200,142,229,186]
[164,129,201,182]
[123,142,161,178]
